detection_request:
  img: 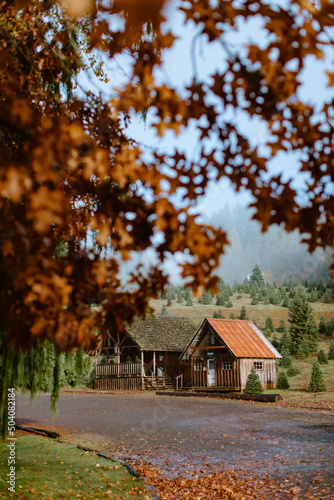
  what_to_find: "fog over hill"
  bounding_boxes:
[204,204,331,284]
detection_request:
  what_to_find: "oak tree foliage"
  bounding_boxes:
[0,0,333,355]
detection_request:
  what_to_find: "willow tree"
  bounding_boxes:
[0,0,333,433]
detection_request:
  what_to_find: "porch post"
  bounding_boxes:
[153,351,156,376]
[117,331,120,377]
[141,350,145,390]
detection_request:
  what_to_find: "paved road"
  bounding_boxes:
[16,392,334,497]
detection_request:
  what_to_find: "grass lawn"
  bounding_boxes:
[0,434,151,499]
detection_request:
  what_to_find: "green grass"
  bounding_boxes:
[0,435,150,499]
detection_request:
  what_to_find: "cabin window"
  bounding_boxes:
[254,361,263,370]
[194,361,205,371]
[222,361,233,370]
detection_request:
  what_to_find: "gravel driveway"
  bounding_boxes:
[16,392,334,498]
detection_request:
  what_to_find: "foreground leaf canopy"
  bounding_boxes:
[0,0,333,351]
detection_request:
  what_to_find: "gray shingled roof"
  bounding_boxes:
[126,316,197,351]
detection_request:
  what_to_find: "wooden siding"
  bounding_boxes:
[240,358,277,390]
[94,377,142,391]
[96,363,141,376]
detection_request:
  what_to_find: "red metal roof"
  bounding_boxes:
[206,318,281,359]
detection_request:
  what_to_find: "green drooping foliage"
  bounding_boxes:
[288,286,318,355]
[308,362,326,393]
[276,372,290,390]
[317,349,328,365]
[244,367,264,394]
[0,332,93,438]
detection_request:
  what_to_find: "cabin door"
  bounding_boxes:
[207,359,216,386]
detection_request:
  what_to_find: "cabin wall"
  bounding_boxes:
[240,358,277,390]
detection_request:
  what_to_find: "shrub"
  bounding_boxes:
[226,300,233,308]
[308,362,326,392]
[328,341,334,360]
[213,309,223,319]
[244,367,264,394]
[286,365,300,377]
[317,349,328,365]
[276,372,290,390]
[229,312,236,319]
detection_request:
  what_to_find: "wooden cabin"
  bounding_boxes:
[94,316,197,391]
[180,318,282,391]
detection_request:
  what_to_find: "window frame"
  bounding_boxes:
[253,361,263,371]
[194,361,205,372]
[222,361,233,371]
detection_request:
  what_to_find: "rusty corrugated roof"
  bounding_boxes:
[207,318,281,358]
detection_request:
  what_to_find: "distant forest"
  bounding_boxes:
[204,205,332,283]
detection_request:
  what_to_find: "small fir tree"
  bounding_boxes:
[186,296,193,307]
[239,306,247,320]
[308,362,326,392]
[226,300,233,308]
[325,320,334,337]
[328,341,334,360]
[317,349,328,365]
[244,367,264,394]
[249,264,264,285]
[265,316,275,333]
[216,294,225,306]
[318,316,327,334]
[279,348,292,368]
[213,309,223,318]
[277,319,286,333]
[167,298,172,307]
[161,304,169,315]
[229,312,236,319]
[323,291,331,304]
[276,372,290,390]
[286,365,300,377]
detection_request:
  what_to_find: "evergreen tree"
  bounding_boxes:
[265,316,275,333]
[239,306,247,320]
[226,300,233,308]
[229,312,236,319]
[167,298,172,307]
[318,316,327,334]
[279,347,293,368]
[296,338,310,360]
[213,309,223,318]
[325,320,334,337]
[249,264,264,285]
[186,296,193,307]
[308,362,326,392]
[244,367,264,394]
[277,319,286,333]
[288,286,317,355]
[216,294,225,306]
[177,291,183,303]
[317,349,328,365]
[276,372,290,390]
[161,304,169,315]
[286,365,300,377]
[323,291,331,303]
[328,341,334,360]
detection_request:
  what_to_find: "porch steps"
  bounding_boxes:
[145,375,175,391]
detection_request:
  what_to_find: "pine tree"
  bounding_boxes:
[239,306,247,320]
[276,372,290,390]
[265,316,275,333]
[317,349,328,365]
[328,341,334,360]
[249,264,264,285]
[186,296,193,307]
[279,347,293,368]
[308,362,326,392]
[161,304,169,315]
[296,338,310,360]
[244,367,264,394]
[318,316,327,334]
[213,309,223,318]
[286,365,300,377]
[216,294,225,306]
[229,312,236,319]
[167,298,172,307]
[323,291,331,304]
[226,300,233,308]
[288,285,317,355]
